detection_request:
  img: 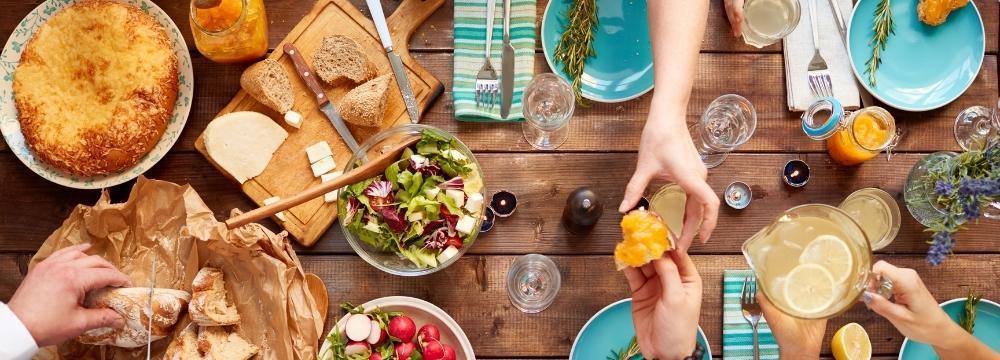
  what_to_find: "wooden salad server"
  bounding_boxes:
[224,135,421,229]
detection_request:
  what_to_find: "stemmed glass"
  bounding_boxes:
[690,94,757,168]
[953,105,996,151]
[521,74,575,150]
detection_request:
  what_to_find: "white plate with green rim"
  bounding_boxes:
[0,0,193,189]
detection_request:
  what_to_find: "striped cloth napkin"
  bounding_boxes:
[452,0,535,122]
[723,270,779,359]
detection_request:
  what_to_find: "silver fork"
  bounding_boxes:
[741,275,763,360]
[474,0,499,109]
[807,0,833,99]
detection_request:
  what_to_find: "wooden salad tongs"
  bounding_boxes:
[224,135,421,229]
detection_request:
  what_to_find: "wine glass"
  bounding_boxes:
[953,105,996,151]
[690,94,757,168]
[522,74,575,150]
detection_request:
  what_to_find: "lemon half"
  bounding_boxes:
[831,322,872,360]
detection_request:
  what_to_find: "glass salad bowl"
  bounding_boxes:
[338,124,487,276]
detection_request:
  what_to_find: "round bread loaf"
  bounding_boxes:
[13,0,178,176]
[77,287,191,348]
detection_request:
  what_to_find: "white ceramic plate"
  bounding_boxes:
[0,0,193,189]
[319,296,476,359]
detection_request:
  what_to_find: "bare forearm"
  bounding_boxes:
[646,0,709,125]
[934,326,1000,360]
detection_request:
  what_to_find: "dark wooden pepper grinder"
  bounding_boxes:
[561,187,604,234]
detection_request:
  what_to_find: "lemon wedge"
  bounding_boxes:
[831,322,872,360]
[782,263,837,315]
[799,234,854,284]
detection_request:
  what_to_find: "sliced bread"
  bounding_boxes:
[189,267,240,326]
[240,59,293,113]
[164,323,201,360]
[338,74,392,127]
[313,35,376,85]
[197,326,259,360]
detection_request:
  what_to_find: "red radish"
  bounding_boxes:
[421,339,445,360]
[441,344,456,360]
[417,324,441,348]
[388,316,416,343]
[369,354,383,360]
[394,342,417,359]
[345,314,373,342]
[344,341,371,356]
[366,320,386,345]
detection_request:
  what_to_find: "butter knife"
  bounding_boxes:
[145,258,156,360]
[283,44,360,152]
[366,0,421,123]
[499,0,514,118]
[827,0,875,107]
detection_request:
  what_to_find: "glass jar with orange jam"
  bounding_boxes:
[189,0,268,63]
[801,98,898,166]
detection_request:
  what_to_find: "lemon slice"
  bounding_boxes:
[831,322,872,360]
[799,234,854,284]
[782,263,837,315]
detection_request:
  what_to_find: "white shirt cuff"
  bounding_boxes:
[0,302,39,360]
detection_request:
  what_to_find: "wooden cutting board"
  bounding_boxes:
[195,0,444,246]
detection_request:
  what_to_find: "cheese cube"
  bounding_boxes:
[323,189,339,203]
[424,187,441,199]
[408,211,424,222]
[320,171,343,203]
[444,149,467,161]
[464,193,484,214]
[436,246,460,264]
[305,142,333,164]
[446,189,465,207]
[275,211,288,222]
[363,221,381,233]
[410,154,428,165]
[284,111,303,129]
[263,196,280,205]
[455,215,476,235]
[310,156,336,177]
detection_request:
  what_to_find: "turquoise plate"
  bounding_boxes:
[570,298,711,359]
[899,298,1000,359]
[541,0,653,103]
[847,0,984,111]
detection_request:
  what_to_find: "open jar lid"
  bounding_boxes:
[801,97,844,140]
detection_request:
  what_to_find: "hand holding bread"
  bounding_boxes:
[7,243,132,347]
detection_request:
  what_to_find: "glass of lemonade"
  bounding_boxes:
[650,184,688,242]
[742,0,802,48]
[742,204,891,319]
[838,188,901,251]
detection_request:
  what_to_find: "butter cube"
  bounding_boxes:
[284,111,303,129]
[310,156,336,177]
[305,142,333,164]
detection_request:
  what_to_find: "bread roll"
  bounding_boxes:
[189,267,241,326]
[197,326,259,360]
[164,323,201,360]
[77,287,191,348]
[339,74,392,127]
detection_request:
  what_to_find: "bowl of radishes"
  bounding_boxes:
[319,296,475,360]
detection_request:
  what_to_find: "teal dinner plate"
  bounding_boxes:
[847,0,984,111]
[899,298,1000,359]
[540,0,653,103]
[570,298,711,359]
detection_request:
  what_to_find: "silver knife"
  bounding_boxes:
[366,0,421,123]
[500,0,514,118]
[283,44,361,152]
[146,258,156,360]
[827,0,875,107]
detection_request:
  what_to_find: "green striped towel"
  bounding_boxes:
[452,0,535,122]
[723,270,779,359]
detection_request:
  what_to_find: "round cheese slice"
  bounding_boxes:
[204,111,287,183]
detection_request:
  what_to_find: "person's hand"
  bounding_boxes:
[863,261,965,348]
[724,0,746,37]
[7,243,132,347]
[624,251,703,359]
[757,293,827,358]
[619,104,720,251]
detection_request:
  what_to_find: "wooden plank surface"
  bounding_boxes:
[1,254,996,357]
[3,152,999,255]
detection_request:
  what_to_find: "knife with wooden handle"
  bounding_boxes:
[500,0,514,118]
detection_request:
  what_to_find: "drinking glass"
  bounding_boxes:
[838,188,901,251]
[953,105,997,151]
[522,74,575,150]
[506,254,561,313]
[690,94,757,168]
[903,152,957,227]
[741,0,802,48]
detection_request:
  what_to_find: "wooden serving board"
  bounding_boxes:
[195,0,445,246]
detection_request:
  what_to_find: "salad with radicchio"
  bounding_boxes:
[340,130,485,269]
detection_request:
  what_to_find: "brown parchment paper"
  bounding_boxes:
[29,177,324,360]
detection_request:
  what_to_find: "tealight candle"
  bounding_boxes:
[783,159,810,187]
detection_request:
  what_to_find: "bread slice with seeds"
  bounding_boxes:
[338,74,392,127]
[312,35,376,86]
[240,59,293,114]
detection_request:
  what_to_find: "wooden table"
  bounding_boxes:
[1,1,998,358]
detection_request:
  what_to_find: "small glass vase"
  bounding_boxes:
[903,152,957,227]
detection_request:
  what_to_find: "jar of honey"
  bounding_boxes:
[801,98,898,166]
[189,0,268,63]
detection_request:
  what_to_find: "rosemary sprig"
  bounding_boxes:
[960,290,982,333]
[607,336,642,360]
[553,0,597,106]
[864,0,894,87]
